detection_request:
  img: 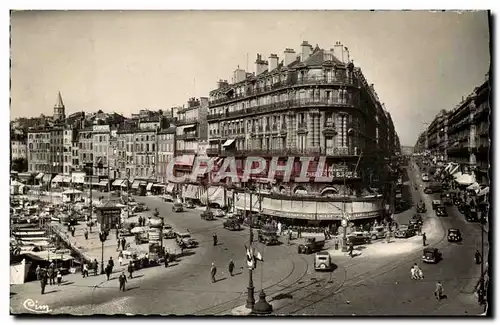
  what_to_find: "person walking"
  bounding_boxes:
[82,262,89,278]
[435,281,444,301]
[105,264,112,281]
[56,269,62,285]
[121,237,126,251]
[70,225,75,237]
[422,232,427,247]
[40,269,48,295]
[93,259,99,276]
[84,228,89,240]
[108,257,115,273]
[127,262,134,279]
[118,251,124,266]
[35,265,41,281]
[118,272,127,292]
[228,260,235,277]
[213,233,218,246]
[117,238,121,251]
[210,262,217,283]
[47,266,54,285]
[349,242,354,258]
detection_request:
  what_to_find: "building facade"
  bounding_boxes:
[78,127,94,171]
[157,127,176,185]
[27,128,51,174]
[91,124,111,177]
[205,41,399,222]
[11,135,27,161]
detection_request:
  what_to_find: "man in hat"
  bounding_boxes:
[210,262,217,283]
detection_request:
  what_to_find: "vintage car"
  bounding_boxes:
[421,173,429,182]
[435,206,448,217]
[394,224,416,238]
[298,236,325,254]
[119,227,133,237]
[212,208,225,218]
[314,251,334,271]
[369,226,387,240]
[258,226,279,246]
[134,202,149,212]
[447,228,462,242]
[464,206,479,222]
[185,200,195,209]
[422,247,441,264]
[162,224,177,239]
[409,214,423,226]
[416,202,427,213]
[223,218,242,231]
[431,200,442,211]
[347,231,370,245]
[172,201,184,213]
[175,232,198,249]
[201,210,215,220]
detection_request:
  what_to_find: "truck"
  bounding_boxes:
[298,236,325,254]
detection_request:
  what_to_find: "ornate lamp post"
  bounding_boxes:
[98,230,107,274]
[245,185,255,310]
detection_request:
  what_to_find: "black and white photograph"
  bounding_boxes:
[8,9,491,317]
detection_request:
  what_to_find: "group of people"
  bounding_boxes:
[36,261,63,294]
[210,260,236,283]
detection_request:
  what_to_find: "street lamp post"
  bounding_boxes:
[98,230,107,274]
[245,185,255,310]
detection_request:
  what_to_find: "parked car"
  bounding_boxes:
[432,200,442,210]
[422,247,441,264]
[416,202,427,213]
[435,206,448,217]
[163,224,176,239]
[394,224,416,238]
[201,210,215,220]
[185,200,195,209]
[298,236,325,254]
[172,202,184,213]
[422,173,429,182]
[347,231,370,245]
[223,218,242,231]
[369,226,387,240]
[447,228,462,242]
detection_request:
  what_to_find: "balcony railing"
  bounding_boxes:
[205,147,359,157]
[207,98,357,121]
[209,76,359,106]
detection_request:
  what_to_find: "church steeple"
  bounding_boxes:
[53,91,66,121]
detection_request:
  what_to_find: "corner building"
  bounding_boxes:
[206,41,399,224]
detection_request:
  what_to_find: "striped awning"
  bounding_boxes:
[98,180,108,187]
[131,180,141,189]
[166,184,175,193]
[183,185,199,199]
[42,174,52,183]
[35,173,44,180]
[52,175,64,183]
[200,186,225,206]
[146,183,153,191]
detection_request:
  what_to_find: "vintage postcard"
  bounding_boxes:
[9,10,491,316]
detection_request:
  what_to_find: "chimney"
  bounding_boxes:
[333,41,344,63]
[255,54,268,76]
[233,66,247,83]
[269,54,279,71]
[300,41,312,62]
[283,48,296,66]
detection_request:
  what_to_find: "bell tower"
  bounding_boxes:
[53,91,66,121]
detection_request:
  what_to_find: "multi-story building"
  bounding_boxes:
[91,124,111,177]
[78,127,94,171]
[426,109,449,163]
[27,127,51,177]
[49,125,64,174]
[205,41,399,223]
[62,127,76,175]
[400,146,414,156]
[11,133,27,161]
[414,132,427,154]
[157,126,176,186]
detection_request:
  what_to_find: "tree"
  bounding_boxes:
[11,158,28,173]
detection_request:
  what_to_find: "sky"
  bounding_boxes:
[10,10,490,146]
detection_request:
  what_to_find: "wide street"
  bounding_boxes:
[10,160,486,315]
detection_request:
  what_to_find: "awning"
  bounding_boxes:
[51,175,64,183]
[152,184,165,188]
[452,171,463,179]
[200,186,225,206]
[112,179,125,187]
[98,180,108,187]
[166,184,175,193]
[478,187,489,196]
[223,139,236,147]
[180,124,196,130]
[146,183,153,191]
[18,172,33,180]
[449,164,460,176]
[175,154,195,166]
[183,185,199,199]
[62,189,83,195]
[132,180,143,189]
[35,173,44,180]
[42,174,52,183]
[120,180,129,187]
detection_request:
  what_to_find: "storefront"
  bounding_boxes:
[95,202,122,231]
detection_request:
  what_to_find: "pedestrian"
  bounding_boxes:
[435,281,444,300]
[40,269,48,295]
[334,236,339,250]
[47,266,54,285]
[105,264,112,281]
[298,227,302,238]
[70,225,75,237]
[287,230,291,245]
[128,262,134,279]
[119,272,127,291]
[228,259,235,276]
[422,232,427,246]
[93,259,99,276]
[349,242,354,258]
[35,265,41,281]
[84,228,89,240]
[117,238,121,251]
[121,237,126,251]
[56,269,62,285]
[82,262,89,278]
[118,251,124,266]
[138,216,143,227]
[213,233,218,246]
[108,257,115,273]
[210,262,217,283]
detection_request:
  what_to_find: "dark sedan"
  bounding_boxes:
[447,228,462,242]
[435,206,448,217]
[394,225,416,238]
